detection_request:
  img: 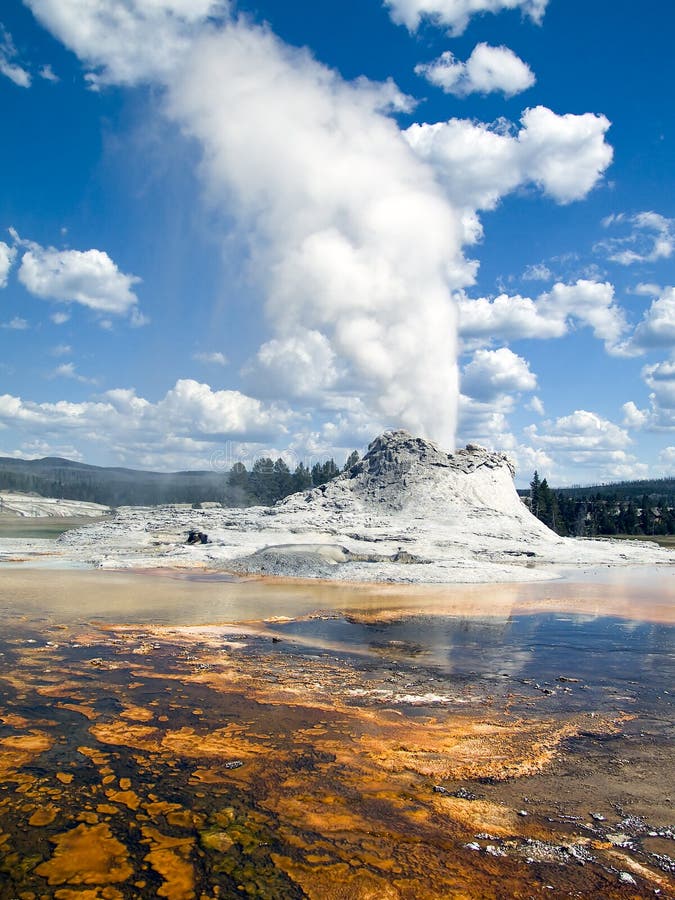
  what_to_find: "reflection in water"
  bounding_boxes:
[0,569,673,898]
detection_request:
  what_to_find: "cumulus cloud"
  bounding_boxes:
[0,241,16,288]
[462,347,536,401]
[458,279,628,353]
[630,286,675,350]
[599,211,674,266]
[523,410,647,479]
[51,311,70,325]
[0,26,31,87]
[0,379,296,466]
[406,107,613,211]
[625,360,675,432]
[193,351,228,366]
[384,0,548,34]
[525,409,630,452]
[415,44,535,97]
[14,233,142,319]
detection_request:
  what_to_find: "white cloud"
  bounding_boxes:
[659,446,675,466]
[15,235,142,318]
[527,395,544,415]
[458,291,565,342]
[523,409,649,480]
[1,316,29,330]
[630,287,675,350]
[458,279,627,353]
[405,106,613,210]
[384,0,548,34]
[625,360,675,431]
[39,63,59,82]
[51,311,70,325]
[522,263,552,282]
[0,242,16,288]
[415,44,535,98]
[0,379,297,466]
[526,410,630,452]
[461,347,536,401]
[193,351,228,366]
[50,362,97,384]
[0,27,31,88]
[51,344,72,356]
[599,211,674,266]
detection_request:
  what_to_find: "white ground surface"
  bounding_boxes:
[3,431,671,584]
[0,492,111,518]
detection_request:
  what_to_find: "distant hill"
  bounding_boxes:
[0,456,233,507]
[518,478,675,502]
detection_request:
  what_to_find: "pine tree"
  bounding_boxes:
[292,462,313,493]
[530,471,541,517]
[272,458,293,502]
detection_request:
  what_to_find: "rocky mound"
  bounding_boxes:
[280,430,552,536]
[31,429,673,582]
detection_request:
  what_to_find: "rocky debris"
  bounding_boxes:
[186,529,209,545]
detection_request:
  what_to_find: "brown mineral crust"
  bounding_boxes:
[35,822,133,886]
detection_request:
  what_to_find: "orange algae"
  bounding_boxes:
[56,772,74,784]
[35,822,133,886]
[142,826,195,900]
[0,731,53,775]
[28,806,58,827]
[105,789,141,811]
[120,705,155,723]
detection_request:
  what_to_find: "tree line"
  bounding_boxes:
[226,451,360,506]
[0,452,361,509]
[527,471,675,537]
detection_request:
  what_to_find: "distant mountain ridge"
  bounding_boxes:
[0,455,230,507]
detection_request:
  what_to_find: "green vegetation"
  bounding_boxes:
[0,450,361,508]
[524,471,675,537]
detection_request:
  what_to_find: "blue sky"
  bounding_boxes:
[0,0,674,485]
